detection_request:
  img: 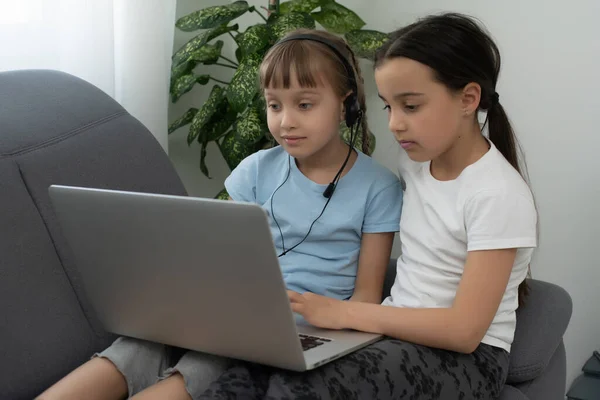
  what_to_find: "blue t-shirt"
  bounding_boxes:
[224,146,403,300]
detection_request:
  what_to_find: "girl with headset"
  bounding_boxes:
[39,29,403,400]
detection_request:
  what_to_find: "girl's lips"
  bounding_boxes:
[283,137,305,145]
[399,140,415,149]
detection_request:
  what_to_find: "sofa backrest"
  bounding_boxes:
[0,70,187,399]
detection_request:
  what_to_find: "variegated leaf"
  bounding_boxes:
[170,59,197,88]
[340,123,376,155]
[176,1,249,31]
[279,0,324,14]
[187,85,225,145]
[196,100,237,178]
[171,74,210,103]
[215,188,230,200]
[268,12,316,40]
[199,133,210,177]
[202,101,238,142]
[233,105,265,145]
[172,24,238,68]
[218,130,261,170]
[168,108,198,134]
[311,2,365,34]
[345,29,389,60]
[237,24,271,55]
[189,40,224,65]
[226,52,262,113]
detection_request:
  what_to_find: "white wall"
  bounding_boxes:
[170,0,600,388]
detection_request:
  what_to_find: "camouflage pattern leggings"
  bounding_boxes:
[196,338,509,400]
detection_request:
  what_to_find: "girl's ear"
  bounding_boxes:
[461,82,481,116]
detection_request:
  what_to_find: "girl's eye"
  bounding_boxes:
[382,104,391,112]
[299,103,312,110]
[268,104,280,111]
[405,104,419,112]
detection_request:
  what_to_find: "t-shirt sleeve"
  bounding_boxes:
[362,180,403,233]
[223,153,259,203]
[465,190,537,251]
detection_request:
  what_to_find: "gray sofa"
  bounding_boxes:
[0,70,573,400]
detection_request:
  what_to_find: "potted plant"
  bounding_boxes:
[168,0,389,198]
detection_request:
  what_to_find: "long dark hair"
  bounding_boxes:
[375,13,532,305]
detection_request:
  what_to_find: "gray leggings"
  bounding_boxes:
[95,336,230,399]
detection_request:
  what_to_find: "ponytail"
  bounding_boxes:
[487,99,520,173]
[487,98,530,306]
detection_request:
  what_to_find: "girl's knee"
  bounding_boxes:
[163,351,230,399]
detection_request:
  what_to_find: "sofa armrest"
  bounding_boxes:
[507,279,572,383]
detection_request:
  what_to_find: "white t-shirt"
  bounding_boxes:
[382,141,537,352]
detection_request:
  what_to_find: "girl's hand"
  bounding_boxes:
[287,290,348,330]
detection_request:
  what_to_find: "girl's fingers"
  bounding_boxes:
[290,302,304,314]
[287,290,303,303]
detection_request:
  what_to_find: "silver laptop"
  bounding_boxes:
[48,185,382,371]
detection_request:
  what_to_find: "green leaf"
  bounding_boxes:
[201,101,238,142]
[199,134,210,177]
[311,2,365,34]
[172,24,238,68]
[345,29,389,60]
[189,40,224,65]
[170,60,197,88]
[279,0,323,14]
[187,85,225,145]
[233,105,265,145]
[268,12,316,40]
[171,74,210,103]
[340,123,376,155]
[226,52,262,113]
[218,130,261,170]
[176,1,249,31]
[195,100,238,178]
[168,108,198,134]
[235,47,243,63]
[215,188,230,200]
[237,24,271,55]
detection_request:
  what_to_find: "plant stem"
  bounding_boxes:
[219,55,239,67]
[228,31,238,43]
[268,0,279,14]
[210,76,230,85]
[215,62,238,70]
[253,8,268,22]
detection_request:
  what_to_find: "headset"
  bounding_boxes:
[268,33,364,257]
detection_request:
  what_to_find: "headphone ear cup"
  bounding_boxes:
[344,94,360,128]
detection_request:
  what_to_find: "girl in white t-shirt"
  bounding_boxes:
[281,12,537,399]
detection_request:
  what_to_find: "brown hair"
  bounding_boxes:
[260,29,371,154]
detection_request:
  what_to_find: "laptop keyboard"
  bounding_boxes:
[299,333,332,351]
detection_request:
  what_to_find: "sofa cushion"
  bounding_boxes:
[507,280,572,383]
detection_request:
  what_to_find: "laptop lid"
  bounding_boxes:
[49,185,307,370]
